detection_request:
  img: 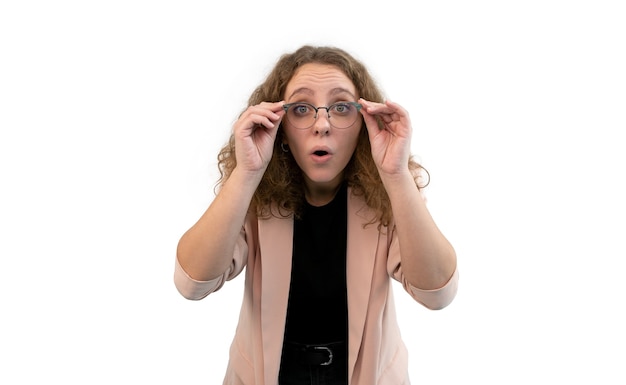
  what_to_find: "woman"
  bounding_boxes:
[174,45,458,385]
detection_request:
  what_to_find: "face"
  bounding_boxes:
[282,63,361,202]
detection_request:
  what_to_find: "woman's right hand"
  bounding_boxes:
[233,101,285,174]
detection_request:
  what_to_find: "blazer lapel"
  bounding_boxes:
[258,213,293,384]
[346,192,379,379]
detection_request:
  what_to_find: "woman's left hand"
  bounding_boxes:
[359,98,412,176]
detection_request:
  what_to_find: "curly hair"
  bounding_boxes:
[216,45,428,226]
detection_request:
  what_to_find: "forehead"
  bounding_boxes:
[285,63,356,100]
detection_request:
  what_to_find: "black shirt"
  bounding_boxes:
[282,183,348,344]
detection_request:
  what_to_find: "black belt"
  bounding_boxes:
[282,340,346,367]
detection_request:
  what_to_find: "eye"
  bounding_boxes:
[290,103,314,116]
[331,102,353,116]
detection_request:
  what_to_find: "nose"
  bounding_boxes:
[313,108,331,135]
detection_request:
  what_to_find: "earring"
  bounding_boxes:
[280,143,289,153]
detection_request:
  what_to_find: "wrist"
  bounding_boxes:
[230,166,265,190]
[379,168,414,185]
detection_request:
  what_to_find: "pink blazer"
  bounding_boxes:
[174,189,458,384]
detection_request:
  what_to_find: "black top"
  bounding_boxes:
[282,183,348,345]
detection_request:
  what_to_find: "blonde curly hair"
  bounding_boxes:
[216,45,428,226]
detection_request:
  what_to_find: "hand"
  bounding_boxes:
[359,98,412,176]
[233,101,285,173]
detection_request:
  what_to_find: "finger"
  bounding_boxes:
[360,98,407,119]
[380,115,394,124]
[360,110,378,130]
[250,115,280,130]
[256,100,286,114]
[360,106,385,142]
[242,104,285,129]
[244,107,281,121]
[359,98,393,115]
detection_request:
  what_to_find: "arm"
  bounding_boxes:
[176,101,285,281]
[383,170,457,290]
[360,99,457,291]
[176,168,262,281]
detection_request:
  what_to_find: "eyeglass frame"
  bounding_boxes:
[282,101,363,129]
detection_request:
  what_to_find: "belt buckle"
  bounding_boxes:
[313,346,333,366]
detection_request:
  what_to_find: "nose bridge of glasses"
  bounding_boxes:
[312,106,331,119]
[312,106,332,127]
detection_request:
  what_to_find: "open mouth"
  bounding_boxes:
[313,150,329,156]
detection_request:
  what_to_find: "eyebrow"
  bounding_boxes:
[287,87,357,101]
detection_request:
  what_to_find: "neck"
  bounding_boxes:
[304,179,344,207]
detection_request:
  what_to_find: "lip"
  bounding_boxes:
[310,146,333,163]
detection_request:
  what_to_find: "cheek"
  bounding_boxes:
[334,133,360,165]
[282,132,309,162]
[281,127,297,147]
[345,129,362,152]
[283,130,303,150]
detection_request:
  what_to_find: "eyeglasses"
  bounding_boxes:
[282,101,362,130]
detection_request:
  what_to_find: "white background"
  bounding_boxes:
[1,1,625,384]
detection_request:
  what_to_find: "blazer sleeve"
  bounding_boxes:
[387,224,459,310]
[174,223,249,300]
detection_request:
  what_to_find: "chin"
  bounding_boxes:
[304,171,344,186]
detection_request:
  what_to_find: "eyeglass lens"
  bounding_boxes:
[285,103,361,129]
